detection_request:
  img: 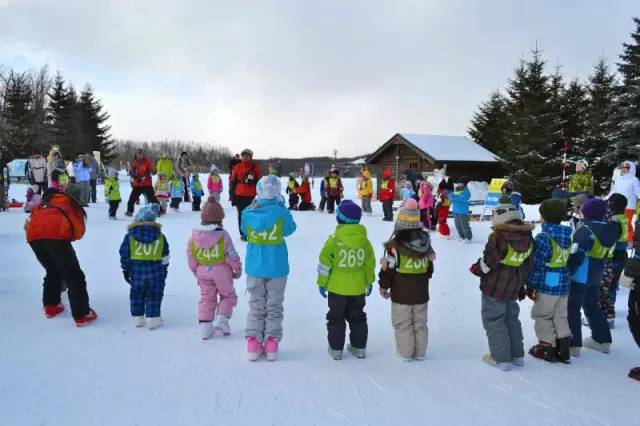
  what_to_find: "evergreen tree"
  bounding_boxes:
[468,90,509,159]
[77,84,115,163]
[0,70,34,161]
[47,72,78,156]
[560,78,589,189]
[585,59,619,193]
[29,66,51,154]
[615,17,640,166]
[504,49,563,203]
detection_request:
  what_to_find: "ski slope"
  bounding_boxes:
[1,176,638,426]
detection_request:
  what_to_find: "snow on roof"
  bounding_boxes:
[400,133,498,162]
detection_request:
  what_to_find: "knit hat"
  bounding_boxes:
[492,203,522,226]
[539,199,566,224]
[64,183,86,207]
[383,169,392,178]
[134,203,161,223]
[581,198,607,221]
[210,164,219,173]
[571,193,590,211]
[241,148,253,157]
[502,180,514,193]
[608,193,628,216]
[336,200,362,224]
[576,159,589,170]
[256,175,282,200]
[551,187,570,200]
[201,195,225,224]
[395,199,422,231]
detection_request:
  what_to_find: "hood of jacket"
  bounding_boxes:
[334,224,369,249]
[244,198,287,231]
[385,229,432,255]
[620,161,637,180]
[492,221,535,251]
[581,220,620,248]
[540,223,572,249]
[191,224,225,249]
[127,222,162,243]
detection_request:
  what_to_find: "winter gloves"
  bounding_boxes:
[366,286,372,297]
[319,287,327,298]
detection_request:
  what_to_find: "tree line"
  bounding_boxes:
[468,17,640,203]
[0,66,115,168]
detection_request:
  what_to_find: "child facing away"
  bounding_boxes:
[168,172,184,212]
[470,202,534,371]
[418,181,434,230]
[436,181,452,239]
[379,168,396,222]
[154,172,170,214]
[187,195,242,339]
[241,175,297,361]
[400,181,415,206]
[448,177,472,243]
[104,170,121,219]
[601,194,629,328]
[286,172,300,210]
[567,198,619,356]
[379,199,436,362]
[191,173,205,212]
[358,170,373,216]
[119,204,170,330]
[24,185,43,213]
[526,199,572,363]
[317,200,376,360]
[207,165,223,202]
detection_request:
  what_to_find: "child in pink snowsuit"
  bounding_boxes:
[186,195,242,340]
[418,181,434,229]
[24,185,43,213]
[207,165,224,202]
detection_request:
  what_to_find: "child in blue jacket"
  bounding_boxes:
[169,172,184,212]
[527,199,573,363]
[119,204,170,329]
[190,173,205,212]
[601,194,629,327]
[567,198,619,357]
[448,177,472,242]
[241,175,297,362]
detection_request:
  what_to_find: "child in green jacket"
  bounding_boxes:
[317,200,376,360]
[104,170,121,219]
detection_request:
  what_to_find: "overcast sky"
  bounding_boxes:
[0,1,636,158]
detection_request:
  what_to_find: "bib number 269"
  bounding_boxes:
[338,248,365,268]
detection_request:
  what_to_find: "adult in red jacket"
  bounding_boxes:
[26,184,97,326]
[379,168,396,221]
[126,150,158,216]
[230,149,263,240]
[296,175,315,211]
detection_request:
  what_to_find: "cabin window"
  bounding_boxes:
[408,161,419,171]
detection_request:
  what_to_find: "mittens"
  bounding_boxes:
[319,287,327,298]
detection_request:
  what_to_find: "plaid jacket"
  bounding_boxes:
[120,222,170,282]
[568,171,594,194]
[527,223,572,296]
[478,222,535,301]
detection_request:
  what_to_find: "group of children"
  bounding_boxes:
[471,191,631,372]
[102,166,225,219]
[285,173,315,211]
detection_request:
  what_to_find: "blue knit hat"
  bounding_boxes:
[134,203,161,223]
[256,175,282,200]
[336,200,362,224]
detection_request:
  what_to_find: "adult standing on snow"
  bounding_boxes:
[73,154,92,206]
[567,160,594,195]
[178,152,191,203]
[25,151,48,195]
[126,150,158,217]
[26,184,98,326]
[87,152,101,203]
[608,160,640,242]
[156,153,174,177]
[230,149,263,240]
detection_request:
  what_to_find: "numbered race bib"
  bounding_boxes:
[546,237,569,269]
[247,219,284,245]
[397,255,429,274]
[192,238,225,265]
[130,235,164,261]
[501,243,532,267]
[336,246,367,270]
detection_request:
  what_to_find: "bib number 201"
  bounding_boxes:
[338,248,365,268]
[134,240,161,257]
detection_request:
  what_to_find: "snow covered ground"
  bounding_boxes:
[1,176,638,426]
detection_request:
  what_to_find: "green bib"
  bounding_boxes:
[58,173,69,187]
[582,225,615,260]
[156,180,168,191]
[193,180,203,192]
[397,254,429,274]
[615,214,628,243]
[501,242,533,267]
[191,238,225,265]
[335,245,367,271]
[130,235,164,261]
[247,219,284,245]
[546,236,569,269]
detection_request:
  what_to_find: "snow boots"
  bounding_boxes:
[200,321,213,339]
[74,309,98,327]
[629,367,640,381]
[213,315,231,336]
[584,337,611,354]
[133,316,145,328]
[265,337,279,361]
[247,337,263,361]
[482,353,511,371]
[347,344,366,359]
[147,317,163,330]
[529,341,558,363]
[44,304,65,318]
[555,337,571,364]
[328,348,343,360]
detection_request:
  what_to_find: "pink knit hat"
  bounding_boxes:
[201,195,225,224]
